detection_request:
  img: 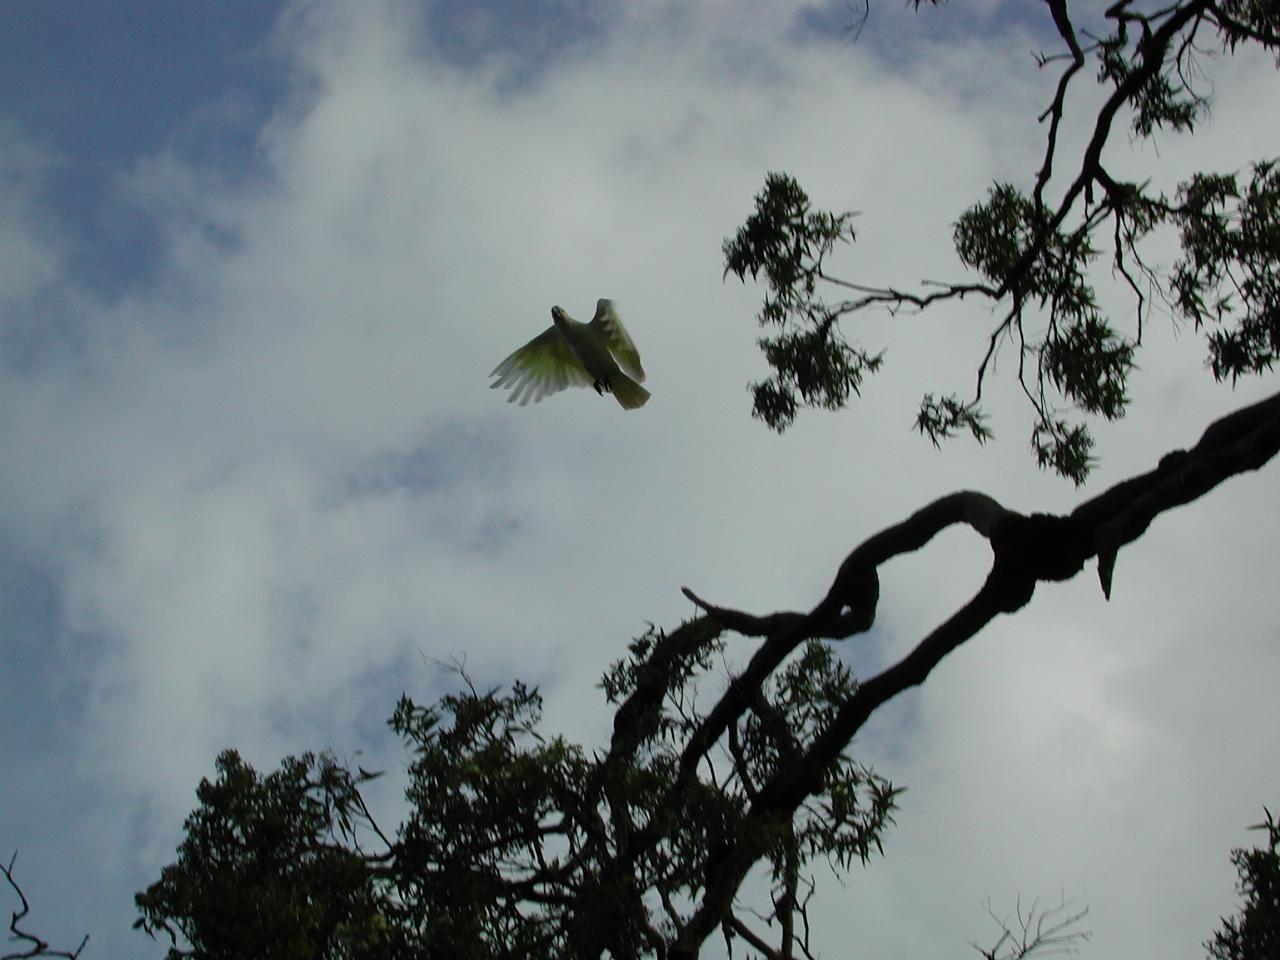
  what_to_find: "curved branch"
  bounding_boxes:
[1078,388,1280,596]
[1034,0,1089,215]
[3,854,87,960]
[665,385,1280,959]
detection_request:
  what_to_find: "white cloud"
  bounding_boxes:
[2,1,1277,956]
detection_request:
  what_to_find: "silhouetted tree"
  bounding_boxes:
[725,0,1279,484]
[1207,809,1280,960]
[135,2,1280,958]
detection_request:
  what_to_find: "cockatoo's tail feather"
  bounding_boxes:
[610,372,650,410]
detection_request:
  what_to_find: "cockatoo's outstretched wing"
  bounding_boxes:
[489,326,594,405]
[589,299,645,383]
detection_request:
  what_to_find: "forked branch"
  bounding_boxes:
[661,386,1280,958]
[3,854,87,960]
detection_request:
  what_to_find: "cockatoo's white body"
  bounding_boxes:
[490,299,650,409]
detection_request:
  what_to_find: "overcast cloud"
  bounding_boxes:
[2,2,1278,957]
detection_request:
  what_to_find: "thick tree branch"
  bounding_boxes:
[664,385,1280,959]
[724,914,784,959]
[1078,389,1280,596]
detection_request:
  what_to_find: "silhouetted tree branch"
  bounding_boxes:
[972,895,1090,960]
[2,854,87,960]
[725,0,1279,483]
[658,390,1280,959]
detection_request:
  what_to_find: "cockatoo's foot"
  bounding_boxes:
[593,377,613,396]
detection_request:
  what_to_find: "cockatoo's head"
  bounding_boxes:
[551,306,567,321]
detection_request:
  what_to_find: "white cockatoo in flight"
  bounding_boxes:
[489,299,650,409]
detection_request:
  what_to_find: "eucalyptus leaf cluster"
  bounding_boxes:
[724,1,1279,485]
[722,173,881,433]
[133,630,898,959]
[1206,807,1280,960]
[134,751,396,960]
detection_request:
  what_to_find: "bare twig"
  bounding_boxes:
[3,854,87,960]
[973,894,1091,960]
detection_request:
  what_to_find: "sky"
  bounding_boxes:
[1,1,1277,957]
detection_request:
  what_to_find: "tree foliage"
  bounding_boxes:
[134,649,900,959]
[1207,808,1280,960]
[133,751,395,959]
[723,0,1280,484]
